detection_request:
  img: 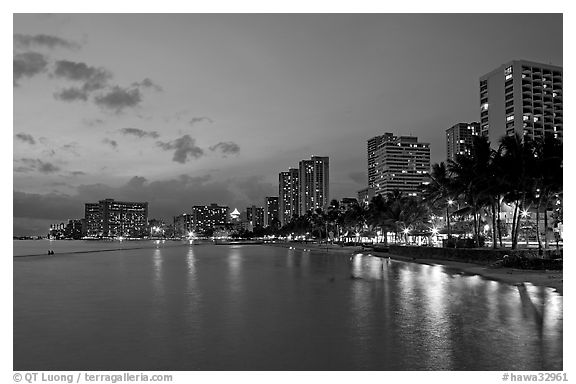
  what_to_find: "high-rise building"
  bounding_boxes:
[446,122,480,162]
[263,196,279,228]
[173,213,194,237]
[191,203,229,234]
[278,168,299,226]
[372,135,430,197]
[479,60,562,145]
[84,203,101,237]
[84,198,149,238]
[246,205,265,228]
[368,133,396,189]
[339,197,359,212]
[357,187,375,207]
[298,156,329,215]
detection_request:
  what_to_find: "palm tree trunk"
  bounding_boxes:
[536,199,542,251]
[446,205,451,238]
[472,207,479,247]
[511,200,519,249]
[491,201,497,249]
[543,196,550,250]
[513,196,525,249]
[497,195,503,247]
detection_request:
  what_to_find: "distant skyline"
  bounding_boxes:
[13,14,562,235]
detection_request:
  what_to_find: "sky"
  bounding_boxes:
[12,13,563,235]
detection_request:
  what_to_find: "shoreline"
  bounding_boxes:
[269,242,563,295]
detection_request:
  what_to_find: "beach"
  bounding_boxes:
[270,242,563,294]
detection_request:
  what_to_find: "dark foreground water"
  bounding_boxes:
[13,241,562,370]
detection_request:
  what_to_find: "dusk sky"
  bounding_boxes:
[13,13,562,235]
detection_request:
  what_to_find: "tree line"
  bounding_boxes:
[273,134,562,250]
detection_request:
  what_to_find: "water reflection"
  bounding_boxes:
[152,248,163,298]
[13,245,563,371]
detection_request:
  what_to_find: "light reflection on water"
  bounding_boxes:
[14,244,562,371]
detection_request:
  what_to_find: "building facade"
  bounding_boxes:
[49,219,84,239]
[298,156,329,216]
[173,213,194,238]
[446,122,480,162]
[263,196,279,228]
[84,198,149,238]
[191,204,229,234]
[278,168,299,226]
[357,187,375,207]
[479,60,562,145]
[246,205,265,228]
[371,135,430,197]
[367,133,396,189]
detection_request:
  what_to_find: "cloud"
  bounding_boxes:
[14,33,80,50]
[15,158,61,174]
[14,191,83,221]
[60,142,80,156]
[13,52,48,85]
[94,86,142,112]
[348,171,366,185]
[70,171,86,176]
[132,78,163,92]
[119,127,160,139]
[157,135,204,163]
[209,141,240,156]
[233,175,276,202]
[53,60,112,92]
[102,138,118,149]
[189,116,213,126]
[13,173,277,235]
[15,133,36,145]
[82,118,105,127]
[54,87,88,102]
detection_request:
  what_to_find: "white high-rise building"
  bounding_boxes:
[278,168,299,226]
[446,122,480,162]
[298,156,329,216]
[479,60,562,145]
[371,136,430,197]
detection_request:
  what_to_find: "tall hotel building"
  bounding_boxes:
[446,122,480,162]
[479,60,562,145]
[298,156,329,216]
[369,134,430,196]
[263,196,279,227]
[246,205,265,228]
[278,168,299,226]
[191,203,229,234]
[367,133,396,189]
[84,198,149,238]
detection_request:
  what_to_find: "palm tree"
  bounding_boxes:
[423,162,454,237]
[498,134,538,249]
[448,135,495,247]
[532,135,563,249]
[341,201,365,245]
[326,199,342,242]
[366,194,395,245]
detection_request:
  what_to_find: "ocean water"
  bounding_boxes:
[13,241,562,370]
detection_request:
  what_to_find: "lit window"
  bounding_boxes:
[481,103,489,111]
[506,115,514,122]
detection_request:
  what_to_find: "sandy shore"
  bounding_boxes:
[269,242,563,295]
